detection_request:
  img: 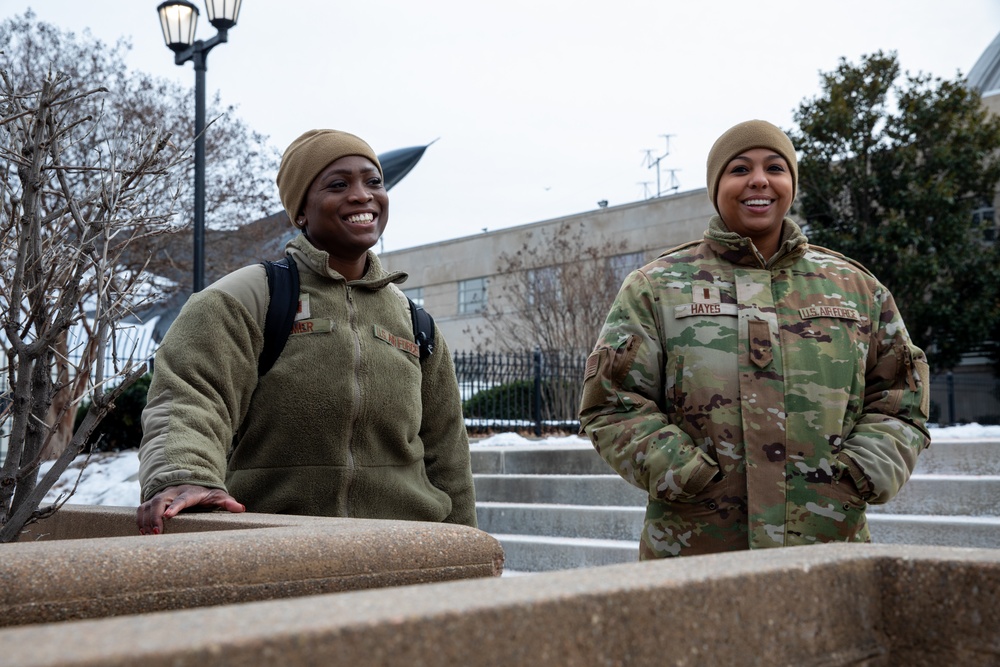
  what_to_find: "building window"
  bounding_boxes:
[972,203,997,244]
[608,251,646,286]
[527,266,562,306]
[458,277,488,314]
[402,287,424,308]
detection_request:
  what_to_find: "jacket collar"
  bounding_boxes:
[286,233,407,289]
[703,215,808,269]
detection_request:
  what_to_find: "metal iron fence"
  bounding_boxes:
[453,354,1000,432]
[4,336,998,463]
[454,349,588,435]
[930,373,1000,426]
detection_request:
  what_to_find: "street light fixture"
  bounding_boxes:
[157,0,243,293]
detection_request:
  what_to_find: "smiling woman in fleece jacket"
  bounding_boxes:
[136,129,476,535]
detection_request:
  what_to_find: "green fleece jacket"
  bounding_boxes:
[138,234,477,527]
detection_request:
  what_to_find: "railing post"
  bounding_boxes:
[946,371,955,426]
[533,347,542,437]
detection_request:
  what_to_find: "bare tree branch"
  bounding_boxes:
[466,219,636,356]
[0,363,146,542]
[0,45,186,539]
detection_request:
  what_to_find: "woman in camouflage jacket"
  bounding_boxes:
[579,120,930,558]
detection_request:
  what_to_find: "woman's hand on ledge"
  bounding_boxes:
[136,484,245,535]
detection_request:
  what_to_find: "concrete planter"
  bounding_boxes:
[2,543,999,666]
[2,505,504,627]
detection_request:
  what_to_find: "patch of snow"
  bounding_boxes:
[39,451,140,507]
[923,423,1000,440]
[473,433,588,447]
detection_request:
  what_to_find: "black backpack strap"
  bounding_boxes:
[258,255,299,377]
[408,298,435,361]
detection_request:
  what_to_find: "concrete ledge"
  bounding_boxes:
[3,543,1000,666]
[2,505,504,627]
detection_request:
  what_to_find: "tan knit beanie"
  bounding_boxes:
[276,129,382,223]
[706,120,797,213]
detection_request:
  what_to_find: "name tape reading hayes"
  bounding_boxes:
[674,303,863,322]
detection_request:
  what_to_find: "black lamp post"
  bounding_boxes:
[157,0,243,293]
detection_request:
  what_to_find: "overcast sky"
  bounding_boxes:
[5,1,999,252]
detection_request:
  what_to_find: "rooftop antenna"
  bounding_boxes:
[636,181,654,199]
[663,168,681,195]
[641,134,680,198]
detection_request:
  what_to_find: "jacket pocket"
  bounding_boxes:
[884,341,929,419]
[580,335,641,415]
[785,456,870,545]
[904,344,931,420]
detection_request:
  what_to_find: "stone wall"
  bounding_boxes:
[2,543,999,666]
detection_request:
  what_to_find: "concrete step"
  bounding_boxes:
[475,473,1000,518]
[479,502,1000,544]
[868,513,1000,550]
[473,473,647,507]
[476,501,643,541]
[495,514,1000,572]
[478,502,1000,549]
[471,440,1000,476]
[915,440,1000,475]
[870,474,1000,517]
[471,439,1000,572]
[470,444,607,475]
[490,533,639,572]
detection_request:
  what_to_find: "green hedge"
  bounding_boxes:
[463,380,537,420]
[73,373,151,452]
[463,379,578,421]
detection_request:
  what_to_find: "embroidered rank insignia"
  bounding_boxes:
[296,293,310,321]
[748,319,773,368]
[374,325,420,358]
[693,285,721,304]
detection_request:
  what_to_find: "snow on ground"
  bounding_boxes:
[917,423,1000,440]
[37,424,1000,508]
[471,432,590,447]
[40,450,141,507]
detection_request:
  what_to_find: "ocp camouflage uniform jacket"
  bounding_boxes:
[579,216,930,558]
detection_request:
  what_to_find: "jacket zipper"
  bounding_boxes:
[341,284,361,517]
